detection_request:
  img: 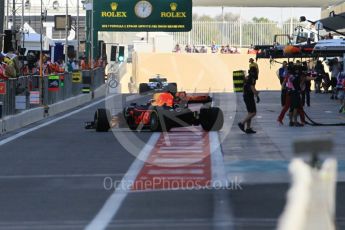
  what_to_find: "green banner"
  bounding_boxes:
[93,0,192,32]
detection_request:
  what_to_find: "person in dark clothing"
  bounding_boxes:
[314,60,325,93]
[277,63,306,126]
[300,62,311,107]
[289,71,303,126]
[238,74,259,134]
[278,61,288,85]
[329,58,341,99]
[278,61,288,106]
[301,75,311,107]
[289,64,315,126]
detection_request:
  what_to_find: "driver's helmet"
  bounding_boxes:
[151,92,174,107]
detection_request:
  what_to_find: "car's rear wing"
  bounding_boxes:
[175,92,212,104]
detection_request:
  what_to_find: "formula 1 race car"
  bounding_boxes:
[139,74,177,94]
[85,91,223,132]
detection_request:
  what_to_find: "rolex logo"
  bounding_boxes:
[170,2,177,11]
[110,2,118,11]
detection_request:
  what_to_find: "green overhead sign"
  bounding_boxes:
[93,0,192,32]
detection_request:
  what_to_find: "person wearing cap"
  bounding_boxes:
[249,58,259,82]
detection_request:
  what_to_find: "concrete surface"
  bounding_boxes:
[217,91,345,183]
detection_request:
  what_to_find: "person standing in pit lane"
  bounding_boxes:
[277,62,294,125]
[314,60,325,93]
[277,62,306,126]
[289,64,305,127]
[238,72,260,134]
[278,61,288,106]
[301,61,311,107]
[336,72,345,113]
[249,58,259,82]
[329,58,342,100]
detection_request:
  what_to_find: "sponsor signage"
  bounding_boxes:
[72,71,82,83]
[0,82,6,95]
[48,75,60,92]
[93,0,192,32]
[15,96,26,110]
[60,75,65,88]
[82,86,91,94]
[29,91,40,104]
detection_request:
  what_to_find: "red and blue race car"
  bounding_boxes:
[86,91,224,132]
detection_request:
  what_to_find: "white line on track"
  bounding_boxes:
[159,146,204,150]
[210,132,228,187]
[0,98,106,147]
[85,133,160,230]
[147,169,204,175]
[157,150,204,154]
[153,158,202,164]
[210,130,234,230]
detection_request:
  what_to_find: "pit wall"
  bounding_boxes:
[132,52,283,93]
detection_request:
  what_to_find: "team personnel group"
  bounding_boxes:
[239,57,345,134]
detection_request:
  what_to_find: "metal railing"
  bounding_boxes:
[0,68,105,118]
[170,21,303,47]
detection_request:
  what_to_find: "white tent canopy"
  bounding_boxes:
[21,23,54,51]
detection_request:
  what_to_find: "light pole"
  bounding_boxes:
[221,6,225,45]
[12,0,16,51]
[90,0,94,69]
[20,27,28,75]
[39,0,45,106]
[65,0,69,71]
[0,0,4,51]
[76,0,80,62]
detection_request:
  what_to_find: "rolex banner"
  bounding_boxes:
[93,0,192,32]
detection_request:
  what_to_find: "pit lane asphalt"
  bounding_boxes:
[0,96,234,230]
[0,97,145,229]
[0,93,344,230]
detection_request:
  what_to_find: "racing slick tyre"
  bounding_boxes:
[126,117,138,130]
[199,107,224,131]
[167,83,177,95]
[123,108,138,130]
[94,108,110,132]
[139,83,150,94]
[151,109,172,132]
[149,111,162,132]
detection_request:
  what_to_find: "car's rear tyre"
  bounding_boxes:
[199,107,224,131]
[94,108,110,132]
[139,83,150,94]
